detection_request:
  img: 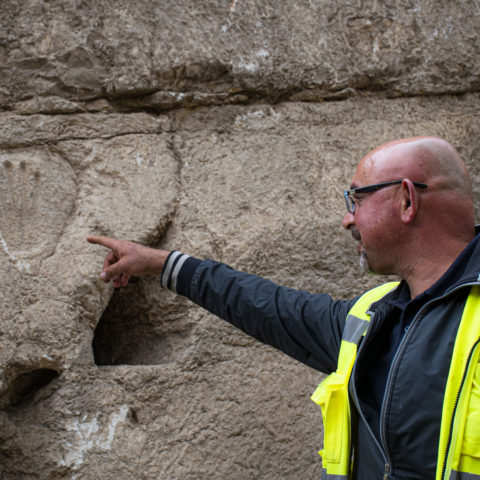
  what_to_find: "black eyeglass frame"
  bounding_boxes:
[343,180,428,214]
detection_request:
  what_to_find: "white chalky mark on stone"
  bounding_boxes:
[233,49,270,74]
[105,405,129,447]
[59,405,129,470]
[0,231,31,272]
[255,49,269,59]
[241,61,256,72]
[234,107,281,127]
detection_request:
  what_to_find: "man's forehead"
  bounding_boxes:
[351,143,412,187]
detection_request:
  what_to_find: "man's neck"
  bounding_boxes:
[403,239,472,299]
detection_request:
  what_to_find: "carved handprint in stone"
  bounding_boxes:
[0,150,77,270]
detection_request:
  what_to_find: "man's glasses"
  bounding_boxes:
[344,180,428,214]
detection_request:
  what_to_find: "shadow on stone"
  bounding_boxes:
[93,277,194,366]
[3,368,60,409]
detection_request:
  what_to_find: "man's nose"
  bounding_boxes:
[342,211,354,230]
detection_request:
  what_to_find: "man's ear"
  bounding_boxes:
[400,179,418,223]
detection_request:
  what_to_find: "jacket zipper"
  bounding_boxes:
[438,336,480,480]
[383,463,391,480]
[378,281,479,479]
[350,310,391,476]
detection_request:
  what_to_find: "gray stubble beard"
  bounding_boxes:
[359,250,371,274]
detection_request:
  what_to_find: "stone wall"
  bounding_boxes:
[1,1,479,478]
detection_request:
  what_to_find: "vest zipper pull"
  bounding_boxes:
[383,463,391,479]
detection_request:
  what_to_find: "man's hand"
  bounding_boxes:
[87,236,170,288]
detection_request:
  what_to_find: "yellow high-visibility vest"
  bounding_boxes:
[311,283,480,480]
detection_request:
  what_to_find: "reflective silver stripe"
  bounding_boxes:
[161,251,182,289]
[321,470,348,480]
[449,471,480,480]
[342,314,369,345]
[170,254,189,293]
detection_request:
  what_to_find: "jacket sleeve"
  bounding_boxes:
[187,259,353,374]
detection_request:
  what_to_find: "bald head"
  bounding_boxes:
[360,136,472,199]
[353,137,475,235]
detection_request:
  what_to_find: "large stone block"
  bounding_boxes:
[1,0,479,110]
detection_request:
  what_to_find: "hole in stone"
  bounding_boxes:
[93,276,195,365]
[5,368,60,408]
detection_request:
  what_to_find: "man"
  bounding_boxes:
[88,137,480,479]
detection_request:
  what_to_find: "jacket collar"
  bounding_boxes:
[445,224,480,292]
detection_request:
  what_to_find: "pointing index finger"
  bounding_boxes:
[87,235,119,250]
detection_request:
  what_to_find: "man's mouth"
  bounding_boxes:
[351,228,363,254]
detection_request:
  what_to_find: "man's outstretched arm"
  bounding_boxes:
[87,235,350,372]
[86,236,171,288]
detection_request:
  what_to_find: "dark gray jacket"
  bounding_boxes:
[167,232,480,479]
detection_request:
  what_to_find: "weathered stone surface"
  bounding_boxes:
[0,131,179,408]
[1,1,480,479]
[1,0,480,110]
[0,112,171,149]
